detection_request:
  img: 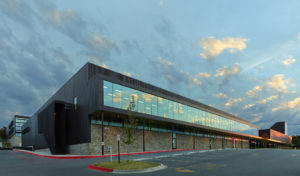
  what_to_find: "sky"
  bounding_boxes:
[1,0,300,135]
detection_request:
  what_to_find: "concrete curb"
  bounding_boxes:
[87,163,167,174]
[14,148,208,159]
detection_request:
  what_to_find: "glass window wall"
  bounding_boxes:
[103,80,258,136]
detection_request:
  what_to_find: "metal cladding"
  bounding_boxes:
[21,62,289,154]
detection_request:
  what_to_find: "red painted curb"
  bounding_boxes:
[87,165,113,173]
[15,148,207,159]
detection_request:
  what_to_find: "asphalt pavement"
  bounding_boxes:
[1,149,300,176]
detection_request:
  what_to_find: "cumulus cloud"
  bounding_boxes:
[0,0,37,28]
[225,97,244,106]
[152,56,192,89]
[190,72,211,86]
[36,1,116,60]
[272,97,300,112]
[246,85,262,97]
[258,95,278,104]
[213,93,227,98]
[281,55,296,67]
[251,113,263,123]
[192,77,202,85]
[266,74,295,93]
[215,64,241,77]
[195,72,211,78]
[123,72,131,77]
[243,104,255,109]
[199,36,248,59]
[157,56,174,69]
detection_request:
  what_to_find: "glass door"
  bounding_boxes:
[172,133,177,149]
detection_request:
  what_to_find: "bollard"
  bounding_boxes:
[108,146,112,162]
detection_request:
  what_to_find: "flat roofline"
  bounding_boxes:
[88,62,257,128]
[14,115,31,119]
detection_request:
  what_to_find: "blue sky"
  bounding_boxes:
[1,0,300,135]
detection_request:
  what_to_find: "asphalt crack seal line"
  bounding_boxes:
[87,163,167,174]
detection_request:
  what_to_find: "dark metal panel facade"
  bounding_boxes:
[22,63,100,149]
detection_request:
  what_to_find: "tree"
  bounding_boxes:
[261,133,269,148]
[0,127,7,141]
[121,95,138,161]
[292,136,300,147]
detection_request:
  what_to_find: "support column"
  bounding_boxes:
[143,119,145,152]
[193,129,195,149]
[241,139,243,149]
[222,135,224,149]
[209,133,212,149]
[101,112,104,155]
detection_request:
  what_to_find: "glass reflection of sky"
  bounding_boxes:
[103,80,258,136]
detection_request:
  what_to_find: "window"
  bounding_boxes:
[112,84,123,109]
[102,80,258,136]
[103,81,113,107]
[22,127,30,135]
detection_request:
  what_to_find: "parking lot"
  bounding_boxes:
[1,149,300,176]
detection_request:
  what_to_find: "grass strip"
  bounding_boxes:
[93,160,159,170]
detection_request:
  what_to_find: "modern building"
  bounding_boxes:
[22,63,289,154]
[259,121,292,146]
[270,121,288,135]
[7,115,30,147]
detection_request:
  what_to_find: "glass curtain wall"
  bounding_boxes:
[103,80,258,136]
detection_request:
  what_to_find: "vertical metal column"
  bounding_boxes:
[241,139,243,149]
[209,132,212,149]
[143,119,145,152]
[222,135,224,149]
[193,129,195,149]
[101,112,104,155]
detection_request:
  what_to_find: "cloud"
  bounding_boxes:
[225,97,244,106]
[0,0,37,28]
[195,72,211,78]
[281,55,296,67]
[190,72,211,86]
[243,104,255,109]
[215,64,241,77]
[152,56,192,89]
[36,1,116,60]
[258,95,278,104]
[266,74,295,93]
[272,97,300,112]
[213,93,227,99]
[192,77,202,86]
[246,85,262,96]
[159,0,164,6]
[123,72,131,77]
[251,113,263,123]
[157,56,174,69]
[0,23,73,128]
[199,36,248,59]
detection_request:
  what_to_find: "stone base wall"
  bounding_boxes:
[68,125,250,155]
[211,138,222,149]
[225,139,234,148]
[145,130,172,151]
[177,134,193,149]
[8,135,21,147]
[195,136,210,149]
[69,143,90,155]
[243,141,249,148]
